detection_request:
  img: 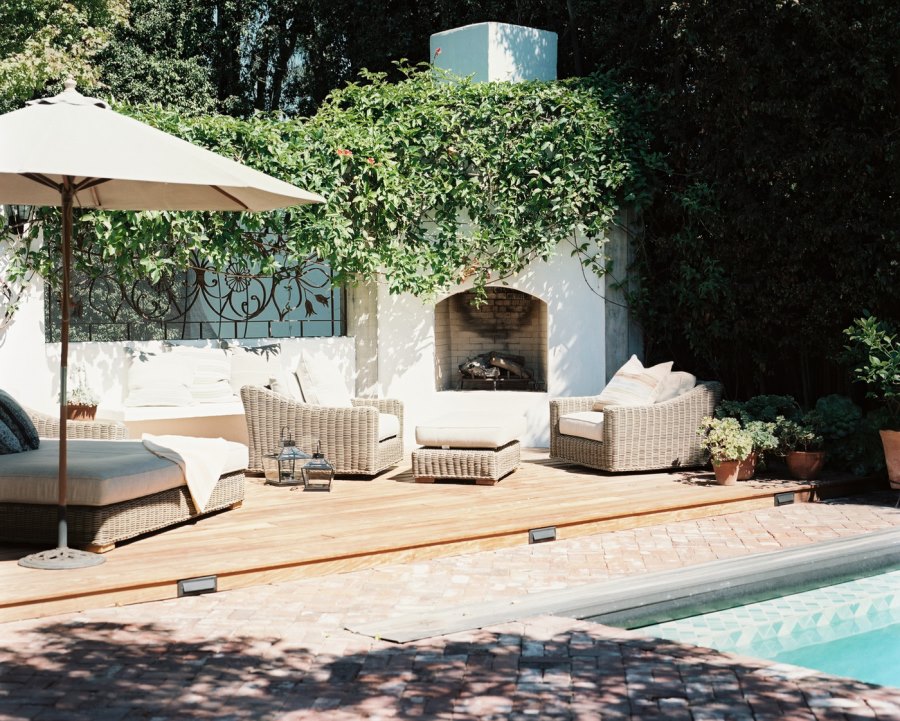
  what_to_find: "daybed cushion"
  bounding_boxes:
[593,355,672,411]
[416,413,526,449]
[655,371,697,403]
[0,439,248,506]
[0,389,40,450]
[559,411,605,442]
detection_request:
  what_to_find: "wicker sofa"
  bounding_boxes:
[550,381,723,473]
[0,410,245,553]
[241,385,404,477]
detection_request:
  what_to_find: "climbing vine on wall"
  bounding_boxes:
[10,65,661,302]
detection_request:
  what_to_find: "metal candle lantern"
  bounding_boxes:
[301,440,334,491]
[265,427,310,486]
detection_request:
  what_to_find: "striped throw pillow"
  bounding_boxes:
[592,355,673,411]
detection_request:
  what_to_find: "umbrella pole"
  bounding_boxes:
[19,181,104,570]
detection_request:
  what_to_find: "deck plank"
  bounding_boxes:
[0,449,864,622]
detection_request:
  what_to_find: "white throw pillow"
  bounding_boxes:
[294,354,353,407]
[171,346,236,404]
[655,371,697,403]
[124,352,195,407]
[592,355,673,411]
[227,344,283,394]
[269,367,304,401]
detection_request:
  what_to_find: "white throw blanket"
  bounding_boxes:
[142,434,228,513]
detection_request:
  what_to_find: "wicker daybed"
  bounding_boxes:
[550,381,723,473]
[0,410,246,553]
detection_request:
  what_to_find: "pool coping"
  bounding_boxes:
[349,526,900,643]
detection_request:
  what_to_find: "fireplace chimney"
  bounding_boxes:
[430,22,558,83]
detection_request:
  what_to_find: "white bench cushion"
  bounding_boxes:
[0,439,248,506]
[416,413,526,449]
[559,411,605,442]
[378,413,400,442]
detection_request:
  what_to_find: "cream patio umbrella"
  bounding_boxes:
[0,79,324,569]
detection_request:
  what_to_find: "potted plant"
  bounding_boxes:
[64,365,99,420]
[739,420,779,479]
[714,396,796,479]
[843,316,900,485]
[776,417,825,480]
[697,416,755,486]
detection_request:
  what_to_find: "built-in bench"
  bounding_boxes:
[52,337,357,442]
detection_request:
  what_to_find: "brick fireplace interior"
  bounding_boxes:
[434,287,548,391]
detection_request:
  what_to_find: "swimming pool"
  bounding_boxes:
[637,569,900,687]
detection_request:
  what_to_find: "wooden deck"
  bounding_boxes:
[0,450,871,623]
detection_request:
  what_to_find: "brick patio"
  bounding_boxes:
[0,494,898,720]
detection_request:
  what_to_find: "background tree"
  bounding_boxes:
[0,0,126,112]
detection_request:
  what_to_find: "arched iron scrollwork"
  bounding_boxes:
[45,245,343,343]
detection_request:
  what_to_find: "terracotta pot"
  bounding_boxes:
[66,403,97,420]
[879,429,900,489]
[786,450,826,480]
[736,451,758,481]
[712,459,741,486]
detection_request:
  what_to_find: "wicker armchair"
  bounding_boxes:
[240,385,404,476]
[549,381,723,473]
[28,408,129,440]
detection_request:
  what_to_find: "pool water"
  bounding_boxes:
[638,570,900,687]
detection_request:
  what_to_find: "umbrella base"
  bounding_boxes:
[19,546,105,570]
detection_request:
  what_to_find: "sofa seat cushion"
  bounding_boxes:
[378,413,400,442]
[0,439,248,506]
[559,411,605,442]
[98,400,245,423]
[416,413,526,449]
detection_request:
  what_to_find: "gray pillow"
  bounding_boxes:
[0,420,24,455]
[0,389,40,450]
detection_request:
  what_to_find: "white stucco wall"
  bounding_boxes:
[0,275,55,412]
[374,241,606,448]
[431,22,558,82]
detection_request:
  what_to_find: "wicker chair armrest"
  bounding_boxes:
[549,395,601,428]
[352,397,404,438]
[602,381,723,441]
[28,408,129,440]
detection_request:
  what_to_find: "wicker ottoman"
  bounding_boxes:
[412,413,526,485]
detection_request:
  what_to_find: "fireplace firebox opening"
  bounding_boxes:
[434,287,548,392]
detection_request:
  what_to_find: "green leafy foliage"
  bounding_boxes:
[715,395,800,425]
[612,1,900,401]
[806,395,862,443]
[775,418,823,454]
[16,66,660,300]
[0,0,127,112]
[843,316,900,428]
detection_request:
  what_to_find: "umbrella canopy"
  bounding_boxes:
[0,79,323,210]
[0,79,324,569]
